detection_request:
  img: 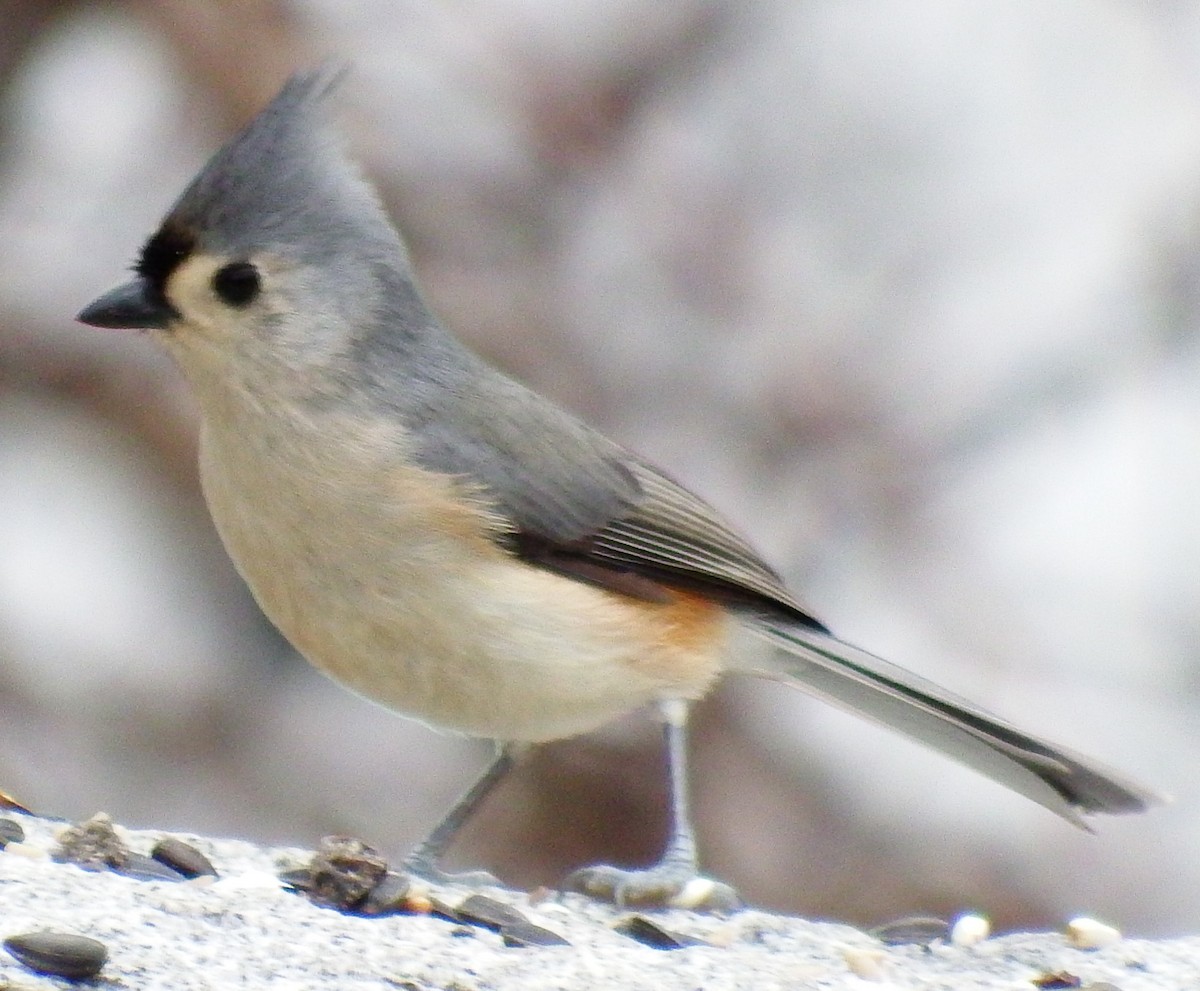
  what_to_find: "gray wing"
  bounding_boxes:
[408,369,823,623]
[408,365,1158,822]
[587,459,819,615]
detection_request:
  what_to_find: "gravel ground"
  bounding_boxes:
[0,811,1194,990]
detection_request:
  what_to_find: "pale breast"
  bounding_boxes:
[195,413,729,742]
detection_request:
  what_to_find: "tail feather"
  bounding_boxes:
[746,620,1160,825]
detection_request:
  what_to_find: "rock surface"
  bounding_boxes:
[0,812,1194,990]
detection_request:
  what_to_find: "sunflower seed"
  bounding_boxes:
[1065,916,1121,950]
[152,837,217,879]
[278,867,313,891]
[0,817,25,848]
[500,921,570,947]
[613,915,702,949]
[4,931,108,980]
[360,872,412,916]
[116,852,187,882]
[869,916,949,946]
[454,894,528,931]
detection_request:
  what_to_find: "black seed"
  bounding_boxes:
[4,931,108,980]
[306,836,388,910]
[869,916,950,946]
[613,915,703,950]
[54,813,128,871]
[278,867,314,892]
[500,921,570,947]
[152,837,217,879]
[116,852,187,882]
[360,873,412,916]
[454,894,528,931]
[0,817,25,848]
[429,896,462,923]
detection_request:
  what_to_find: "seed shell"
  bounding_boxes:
[4,931,108,980]
[152,837,218,879]
[117,852,187,882]
[454,894,528,931]
[613,915,703,949]
[0,817,25,848]
[1065,916,1121,950]
[869,916,949,946]
[500,921,571,947]
[360,873,412,916]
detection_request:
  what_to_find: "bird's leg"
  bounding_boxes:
[564,699,740,911]
[401,743,519,887]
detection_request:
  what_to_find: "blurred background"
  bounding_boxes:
[0,0,1196,936]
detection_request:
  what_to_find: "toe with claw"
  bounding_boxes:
[564,862,741,912]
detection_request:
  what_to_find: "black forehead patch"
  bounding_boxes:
[135,219,196,289]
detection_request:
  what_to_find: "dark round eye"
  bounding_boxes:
[212,261,261,306]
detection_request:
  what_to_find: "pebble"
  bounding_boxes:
[54,813,128,871]
[1032,971,1082,989]
[841,945,888,982]
[949,913,990,947]
[3,931,108,980]
[305,836,388,910]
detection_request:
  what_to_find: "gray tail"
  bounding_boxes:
[746,619,1160,825]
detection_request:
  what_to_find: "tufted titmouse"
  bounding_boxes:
[78,70,1156,908]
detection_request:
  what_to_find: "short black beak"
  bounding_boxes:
[77,278,177,330]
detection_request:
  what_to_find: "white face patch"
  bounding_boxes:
[156,249,335,410]
[164,253,244,337]
[157,252,274,394]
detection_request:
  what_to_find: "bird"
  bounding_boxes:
[77,69,1157,909]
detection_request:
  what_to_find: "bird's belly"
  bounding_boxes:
[239,547,727,742]
[198,429,728,742]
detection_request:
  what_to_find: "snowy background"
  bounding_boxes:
[0,1,1195,934]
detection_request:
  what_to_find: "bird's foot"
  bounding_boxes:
[563,861,740,912]
[400,852,502,890]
